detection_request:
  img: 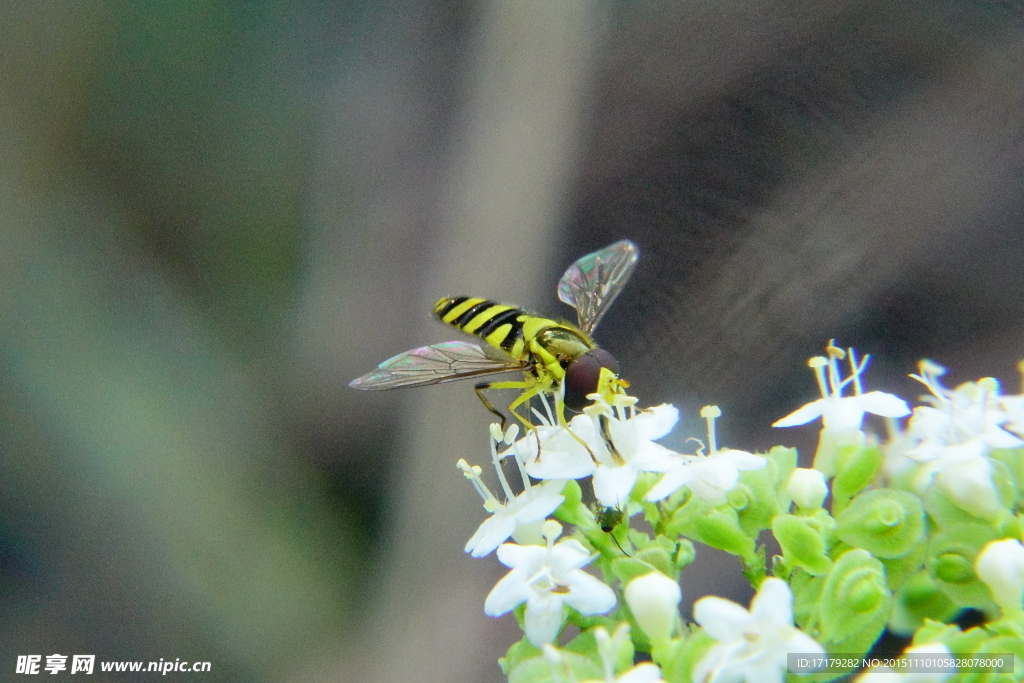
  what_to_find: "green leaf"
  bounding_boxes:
[835,488,925,558]
[500,638,543,675]
[879,540,927,590]
[772,513,833,576]
[634,546,674,577]
[921,484,983,528]
[734,465,780,536]
[610,557,663,585]
[660,630,713,683]
[554,480,590,527]
[506,649,602,683]
[830,443,882,513]
[693,508,756,560]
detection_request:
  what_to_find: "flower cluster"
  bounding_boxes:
[456,343,1024,683]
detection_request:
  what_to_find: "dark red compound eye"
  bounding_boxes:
[563,348,620,411]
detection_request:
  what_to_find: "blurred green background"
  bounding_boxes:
[3,2,1024,682]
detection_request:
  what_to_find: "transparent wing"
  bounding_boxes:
[557,239,639,334]
[349,341,528,390]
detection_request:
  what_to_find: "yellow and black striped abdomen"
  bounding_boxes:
[434,297,527,356]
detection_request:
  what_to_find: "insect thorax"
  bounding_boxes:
[524,320,594,383]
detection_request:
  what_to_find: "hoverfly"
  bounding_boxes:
[349,240,639,431]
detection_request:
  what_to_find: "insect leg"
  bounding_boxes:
[474,379,534,431]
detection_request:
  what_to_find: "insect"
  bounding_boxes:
[593,504,630,556]
[349,239,639,431]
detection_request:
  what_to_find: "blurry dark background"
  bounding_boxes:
[2,2,1024,682]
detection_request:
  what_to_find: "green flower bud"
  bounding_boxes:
[835,489,924,559]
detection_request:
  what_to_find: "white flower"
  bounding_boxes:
[787,468,828,509]
[693,577,824,683]
[773,344,910,431]
[975,538,1024,613]
[462,470,565,557]
[485,521,616,646]
[521,395,680,508]
[459,424,566,557]
[624,572,681,645]
[905,372,1022,460]
[645,406,766,505]
[644,448,766,505]
[902,366,1021,517]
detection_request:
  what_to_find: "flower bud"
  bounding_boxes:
[788,468,828,509]
[624,572,681,645]
[975,538,1024,612]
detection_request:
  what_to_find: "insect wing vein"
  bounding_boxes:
[557,239,639,334]
[349,341,525,390]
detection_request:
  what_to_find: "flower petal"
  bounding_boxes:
[593,464,638,508]
[693,595,750,640]
[484,568,532,616]
[632,404,679,441]
[524,592,566,646]
[749,578,794,627]
[773,399,826,428]
[644,467,692,503]
[617,663,665,683]
[562,569,617,615]
[466,512,516,557]
[857,391,911,418]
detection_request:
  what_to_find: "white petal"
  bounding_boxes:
[496,542,545,569]
[644,467,693,502]
[524,592,566,646]
[466,513,516,557]
[510,519,546,546]
[750,578,794,627]
[740,660,786,683]
[716,449,768,471]
[783,628,825,655]
[562,569,617,615]
[819,397,867,431]
[593,464,638,508]
[630,441,684,472]
[982,425,1024,448]
[857,391,911,418]
[617,663,665,683]
[514,484,566,524]
[548,539,594,573]
[772,399,826,428]
[692,641,744,683]
[523,428,596,479]
[632,404,679,441]
[693,596,750,640]
[484,568,532,616]
[975,538,1024,610]
[938,457,1000,517]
